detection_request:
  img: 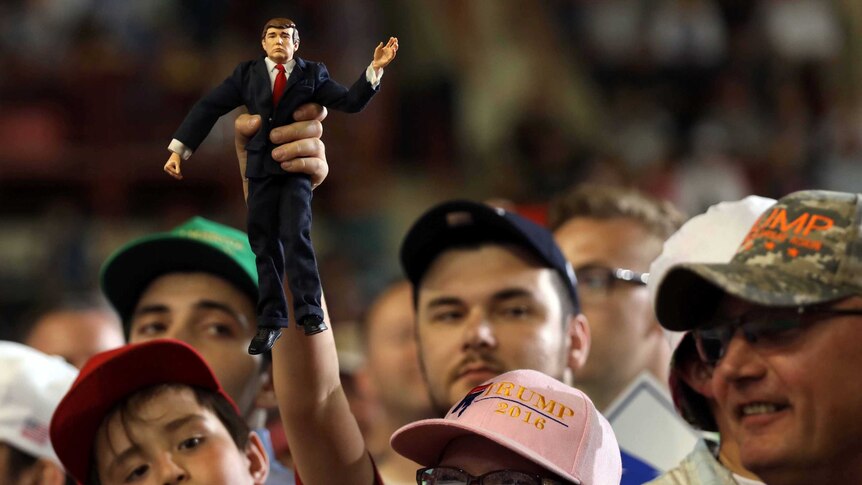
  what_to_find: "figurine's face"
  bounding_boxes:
[261,27,298,64]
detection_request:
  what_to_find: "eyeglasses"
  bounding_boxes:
[417,466,563,485]
[693,305,862,365]
[574,265,648,295]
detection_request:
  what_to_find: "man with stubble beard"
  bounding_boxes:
[399,200,591,415]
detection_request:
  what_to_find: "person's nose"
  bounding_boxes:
[161,321,193,343]
[713,330,767,387]
[155,453,188,484]
[461,309,497,351]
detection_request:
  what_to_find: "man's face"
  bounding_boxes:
[128,273,266,417]
[26,309,124,369]
[94,386,267,485]
[554,217,665,405]
[711,295,862,483]
[416,244,576,413]
[261,27,297,64]
[364,281,431,418]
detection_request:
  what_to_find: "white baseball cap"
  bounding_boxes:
[648,195,777,349]
[0,341,78,466]
[391,369,621,484]
[646,195,775,430]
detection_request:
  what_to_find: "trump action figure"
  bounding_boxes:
[164,17,398,354]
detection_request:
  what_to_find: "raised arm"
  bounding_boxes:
[270,292,376,485]
[249,103,374,484]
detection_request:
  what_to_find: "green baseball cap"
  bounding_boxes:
[657,190,862,331]
[100,217,258,326]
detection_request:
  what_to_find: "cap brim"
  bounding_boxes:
[656,262,858,331]
[390,418,581,484]
[50,340,234,483]
[101,236,258,323]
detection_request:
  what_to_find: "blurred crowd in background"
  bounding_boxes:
[1,0,861,330]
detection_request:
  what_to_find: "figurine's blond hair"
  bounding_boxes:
[261,17,299,44]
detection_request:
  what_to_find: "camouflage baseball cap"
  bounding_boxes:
[657,190,862,331]
[100,217,258,329]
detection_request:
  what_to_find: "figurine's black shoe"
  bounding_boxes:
[248,327,282,355]
[300,315,327,336]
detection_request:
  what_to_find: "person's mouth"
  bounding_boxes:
[736,400,791,427]
[454,362,501,383]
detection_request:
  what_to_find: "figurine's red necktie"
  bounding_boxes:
[273,64,287,108]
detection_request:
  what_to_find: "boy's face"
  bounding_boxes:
[94,386,268,485]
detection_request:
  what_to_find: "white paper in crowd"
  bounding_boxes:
[605,372,700,483]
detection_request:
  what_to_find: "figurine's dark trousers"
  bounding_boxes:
[246,173,323,329]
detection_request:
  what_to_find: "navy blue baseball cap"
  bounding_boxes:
[399,200,579,312]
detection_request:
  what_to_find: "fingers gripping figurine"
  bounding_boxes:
[164,18,398,355]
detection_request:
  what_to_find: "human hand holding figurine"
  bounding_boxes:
[235,103,330,201]
[372,37,399,70]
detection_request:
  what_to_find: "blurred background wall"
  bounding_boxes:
[1,0,860,327]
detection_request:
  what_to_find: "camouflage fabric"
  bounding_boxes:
[657,190,862,331]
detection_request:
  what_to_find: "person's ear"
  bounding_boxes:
[678,354,714,398]
[245,432,270,485]
[294,39,300,52]
[566,313,591,372]
[254,362,278,411]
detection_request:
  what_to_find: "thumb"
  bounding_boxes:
[235,114,262,143]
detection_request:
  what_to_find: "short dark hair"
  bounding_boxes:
[548,184,685,241]
[261,17,299,43]
[87,384,250,485]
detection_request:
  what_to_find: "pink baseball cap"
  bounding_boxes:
[390,369,621,484]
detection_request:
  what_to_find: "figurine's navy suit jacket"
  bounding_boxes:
[173,56,378,328]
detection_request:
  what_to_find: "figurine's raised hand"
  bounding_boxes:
[372,37,399,70]
[164,152,183,180]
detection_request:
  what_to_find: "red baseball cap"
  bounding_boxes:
[49,339,238,483]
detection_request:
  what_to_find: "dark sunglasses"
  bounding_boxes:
[574,265,648,294]
[417,466,563,485]
[694,305,862,365]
